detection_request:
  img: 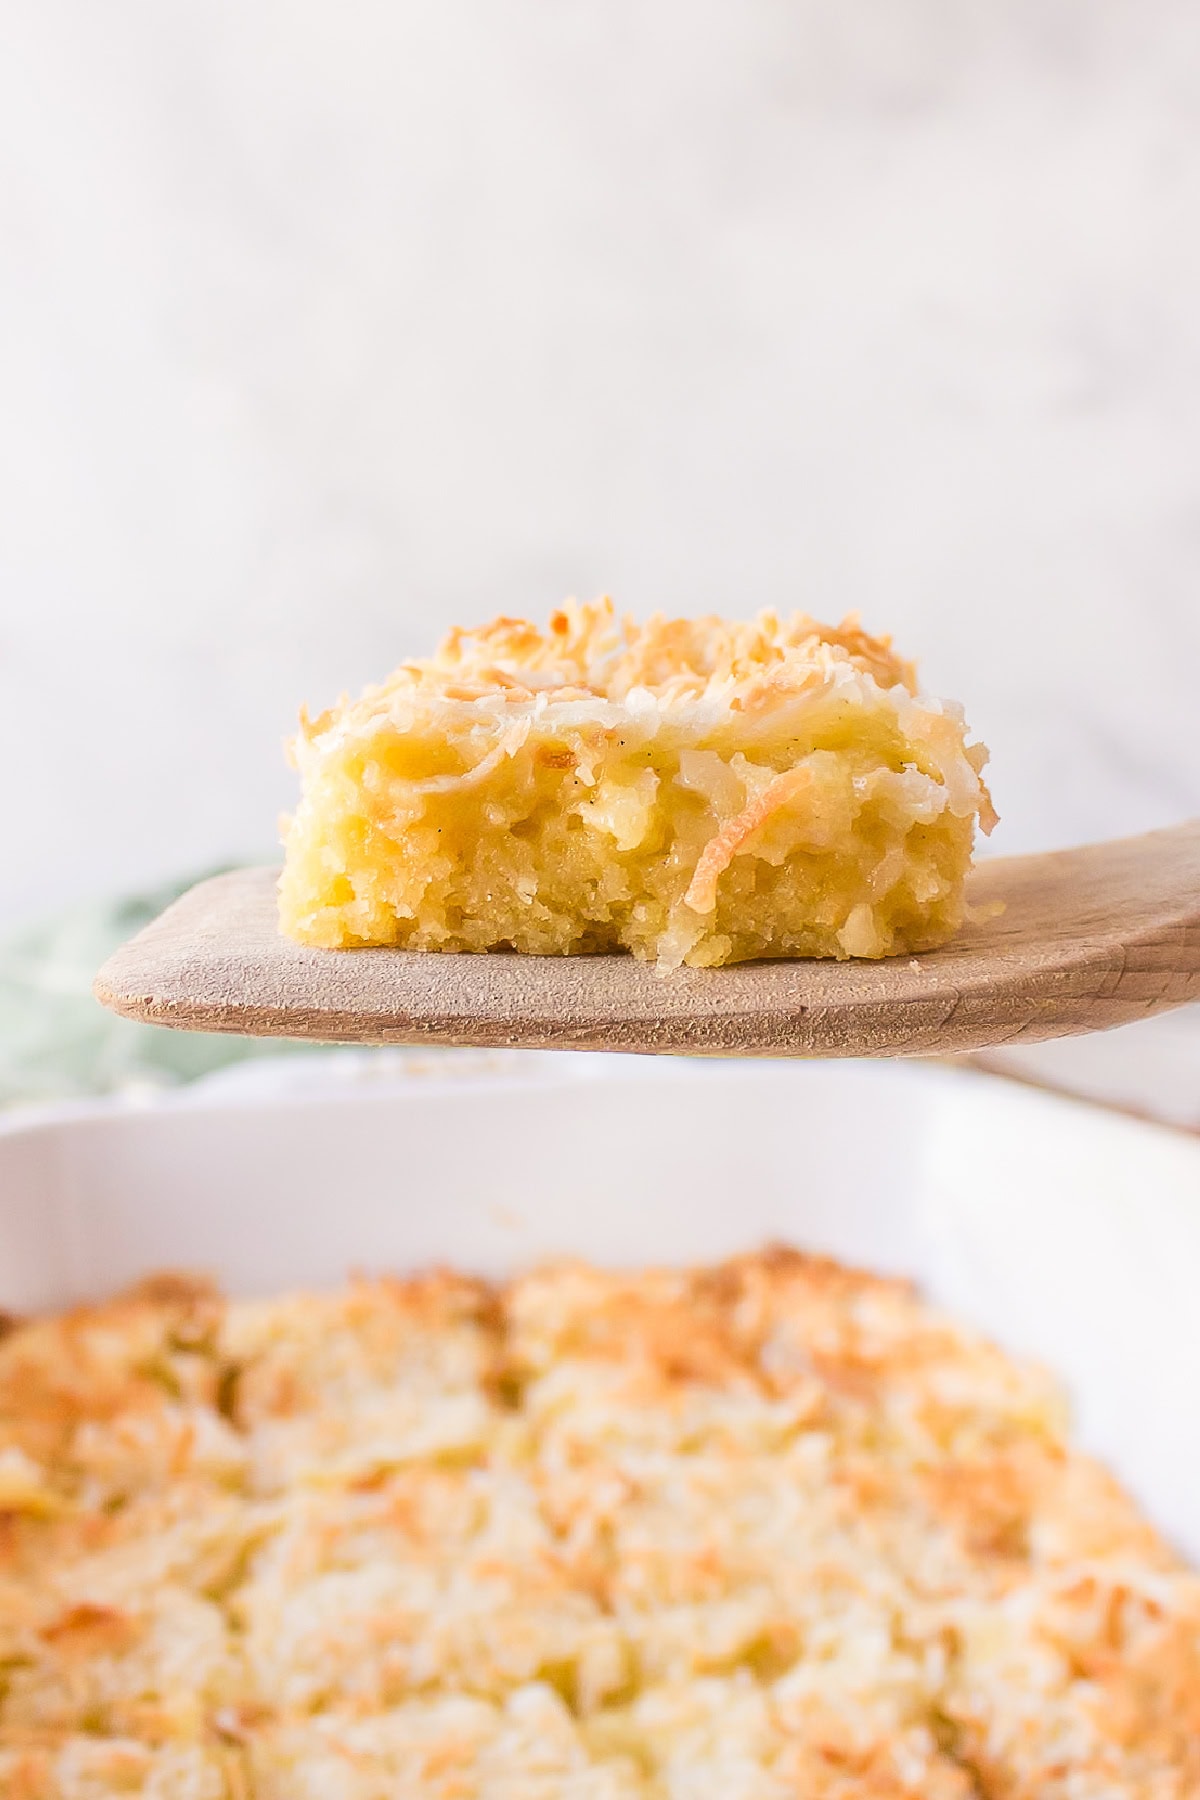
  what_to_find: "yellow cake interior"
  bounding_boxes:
[279,601,995,968]
[2,1252,1197,1799]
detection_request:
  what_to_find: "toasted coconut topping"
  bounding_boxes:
[2,1250,1196,1797]
[300,600,922,726]
[280,600,994,968]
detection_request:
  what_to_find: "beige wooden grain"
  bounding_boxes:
[94,822,1200,1058]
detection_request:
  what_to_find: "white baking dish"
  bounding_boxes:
[2,1054,1198,1561]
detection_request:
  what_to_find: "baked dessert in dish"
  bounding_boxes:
[2,1251,1196,1799]
[279,602,995,968]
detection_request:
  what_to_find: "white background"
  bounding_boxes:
[5,1,1200,926]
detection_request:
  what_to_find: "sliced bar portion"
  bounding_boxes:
[279,602,994,968]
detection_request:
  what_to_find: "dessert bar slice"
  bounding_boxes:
[279,602,994,968]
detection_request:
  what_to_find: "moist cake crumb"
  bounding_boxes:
[278,601,995,968]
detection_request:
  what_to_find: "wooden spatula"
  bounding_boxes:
[93,822,1200,1059]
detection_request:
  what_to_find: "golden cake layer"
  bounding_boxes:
[2,1252,1197,1798]
[278,602,994,967]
